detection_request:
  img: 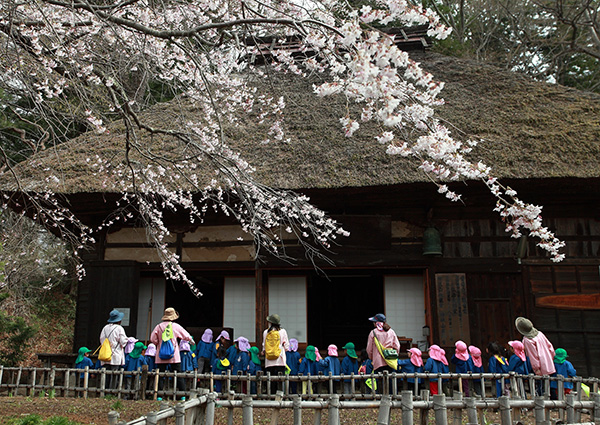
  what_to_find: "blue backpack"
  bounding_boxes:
[159,323,175,360]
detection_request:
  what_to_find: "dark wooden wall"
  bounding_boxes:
[74,261,140,352]
[526,265,600,377]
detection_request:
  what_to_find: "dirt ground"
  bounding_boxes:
[0,396,591,425]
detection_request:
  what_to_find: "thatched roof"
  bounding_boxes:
[2,51,600,194]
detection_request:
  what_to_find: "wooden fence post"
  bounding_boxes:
[205,392,216,425]
[147,411,158,425]
[83,367,89,399]
[175,402,185,425]
[420,389,430,425]
[140,366,148,400]
[328,394,340,425]
[30,368,37,397]
[401,390,414,425]
[158,401,169,425]
[64,369,70,397]
[453,391,463,425]
[377,394,391,425]
[107,411,120,425]
[433,394,447,425]
[292,394,302,425]
[466,397,478,425]
[534,396,545,425]
[575,378,582,423]
[565,393,575,424]
[498,396,512,425]
[242,395,254,425]
[270,390,283,425]
[314,397,323,425]
[592,392,600,424]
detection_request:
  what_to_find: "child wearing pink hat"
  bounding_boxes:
[468,345,484,396]
[451,340,474,396]
[398,347,424,394]
[318,345,342,393]
[424,344,449,395]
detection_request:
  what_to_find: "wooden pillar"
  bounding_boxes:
[255,269,266,345]
[292,394,302,425]
[205,392,216,425]
[328,394,340,425]
[401,391,414,425]
[466,397,478,425]
[242,395,254,425]
[175,403,185,425]
[433,394,447,425]
[453,392,463,425]
[498,396,511,425]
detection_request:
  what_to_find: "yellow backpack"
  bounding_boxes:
[265,329,281,360]
[97,338,112,362]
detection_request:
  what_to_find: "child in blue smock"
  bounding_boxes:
[319,344,342,393]
[196,329,214,374]
[359,349,375,393]
[286,338,302,394]
[180,340,196,392]
[123,337,138,367]
[451,341,474,396]
[425,345,449,395]
[299,345,318,394]
[398,347,424,395]
[248,346,262,394]
[124,342,147,398]
[550,348,576,400]
[227,338,239,366]
[508,340,531,375]
[212,330,230,365]
[232,337,251,393]
[487,341,509,397]
[145,343,157,372]
[212,346,230,393]
[340,342,359,395]
[468,345,485,396]
[75,347,94,390]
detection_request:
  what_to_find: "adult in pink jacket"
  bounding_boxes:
[516,316,555,396]
[150,307,195,394]
[261,313,290,393]
[366,313,400,373]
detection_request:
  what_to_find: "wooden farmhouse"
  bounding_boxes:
[2,49,599,375]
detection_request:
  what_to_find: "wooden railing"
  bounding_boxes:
[108,389,600,425]
[0,365,598,402]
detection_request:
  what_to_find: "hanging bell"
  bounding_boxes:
[423,226,442,256]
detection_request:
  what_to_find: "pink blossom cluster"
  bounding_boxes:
[0,0,565,289]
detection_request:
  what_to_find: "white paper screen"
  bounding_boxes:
[268,276,307,342]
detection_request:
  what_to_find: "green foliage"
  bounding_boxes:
[0,292,37,366]
[0,415,84,425]
[110,399,124,411]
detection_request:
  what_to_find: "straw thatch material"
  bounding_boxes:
[2,52,599,194]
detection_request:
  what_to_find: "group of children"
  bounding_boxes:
[75,333,577,399]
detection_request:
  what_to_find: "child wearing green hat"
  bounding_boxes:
[341,342,359,394]
[248,346,262,394]
[550,348,576,400]
[299,345,317,394]
[75,347,94,391]
[124,341,147,398]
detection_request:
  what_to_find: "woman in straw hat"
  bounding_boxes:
[515,316,555,395]
[150,307,195,395]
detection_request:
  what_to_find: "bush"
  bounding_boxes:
[0,292,37,366]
